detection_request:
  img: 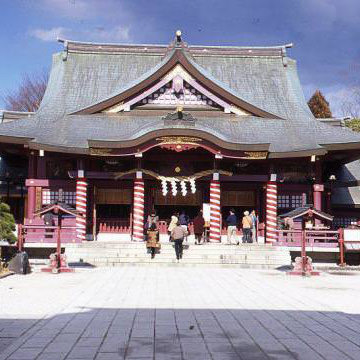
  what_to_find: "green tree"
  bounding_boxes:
[308,90,332,118]
[345,118,360,132]
[0,202,16,244]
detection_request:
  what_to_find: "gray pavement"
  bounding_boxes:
[1,267,360,359]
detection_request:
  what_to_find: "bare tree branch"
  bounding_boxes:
[2,70,49,112]
[340,86,360,119]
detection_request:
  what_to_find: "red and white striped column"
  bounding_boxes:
[76,178,87,242]
[132,174,145,241]
[266,181,278,243]
[209,177,221,242]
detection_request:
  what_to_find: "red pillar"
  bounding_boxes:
[26,153,37,220]
[313,184,323,211]
[132,173,145,241]
[265,181,277,243]
[209,177,221,242]
[27,183,36,220]
[313,158,323,212]
[76,178,88,242]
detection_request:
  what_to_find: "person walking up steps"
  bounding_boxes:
[179,210,189,242]
[168,212,178,242]
[250,210,257,243]
[171,221,188,262]
[193,211,205,245]
[226,209,239,245]
[242,211,253,243]
[146,223,160,259]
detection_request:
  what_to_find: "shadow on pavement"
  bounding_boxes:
[1,307,360,359]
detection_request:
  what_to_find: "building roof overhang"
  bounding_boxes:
[279,206,333,222]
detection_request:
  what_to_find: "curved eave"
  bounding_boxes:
[73,49,281,119]
[321,142,360,151]
[88,128,270,157]
[0,135,34,145]
[268,148,327,159]
[28,142,88,154]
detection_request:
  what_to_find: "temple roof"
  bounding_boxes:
[35,39,311,120]
[332,160,360,207]
[279,205,333,222]
[0,110,34,123]
[1,112,360,157]
[1,35,360,157]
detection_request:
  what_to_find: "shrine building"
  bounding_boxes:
[1,31,360,244]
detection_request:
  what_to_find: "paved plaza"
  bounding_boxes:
[1,267,360,359]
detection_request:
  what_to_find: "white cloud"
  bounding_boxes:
[29,25,131,43]
[91,26,130,42]
[29,27,68,42]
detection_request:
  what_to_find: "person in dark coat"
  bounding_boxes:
[226,209,239,245]
[193,211,205,245]
[179,210,190,242]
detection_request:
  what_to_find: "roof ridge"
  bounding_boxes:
[58,38,293,57]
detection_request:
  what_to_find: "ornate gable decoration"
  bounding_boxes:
[163,107,196,126]
[136,81,221,109]
[104,65,249,116]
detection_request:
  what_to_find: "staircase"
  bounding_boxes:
[65,242,291,269]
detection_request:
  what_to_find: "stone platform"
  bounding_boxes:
[65,242,291,269]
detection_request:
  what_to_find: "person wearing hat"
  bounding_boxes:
[226,209,239,245]
[242,211,253,243]
[146,210,159,231]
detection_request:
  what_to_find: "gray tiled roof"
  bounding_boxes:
[1,40,360,155]
[36,42,310,119]
[1,113,360,156]
[193,55,313,120]
[332,186,360,206]
[337,160,360,182]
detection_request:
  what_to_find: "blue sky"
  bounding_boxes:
[1,0,360,115]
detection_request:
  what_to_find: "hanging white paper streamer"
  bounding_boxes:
[180,180,187,196]
[161,178,168,196]
[190,178,196,194]
[171,180,177,196]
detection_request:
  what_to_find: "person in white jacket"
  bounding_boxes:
[168,212,178,241]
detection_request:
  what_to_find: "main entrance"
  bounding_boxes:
[152,186,204,221]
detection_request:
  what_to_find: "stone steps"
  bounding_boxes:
[66,242,274,249]
[65,241,291,269]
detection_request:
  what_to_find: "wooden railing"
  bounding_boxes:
[276,229,340,248]
[220,222,265,237]
[22,223,78,244]
[97,219,131,234]
[24,218,77,243]
[97,219,196,235]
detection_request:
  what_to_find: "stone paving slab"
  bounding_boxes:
[1,267,360,359]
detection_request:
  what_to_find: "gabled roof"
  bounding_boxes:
[35,37,312,120]
[72,48,280,118]
[34,203,80,217]
[279,205,333,222]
